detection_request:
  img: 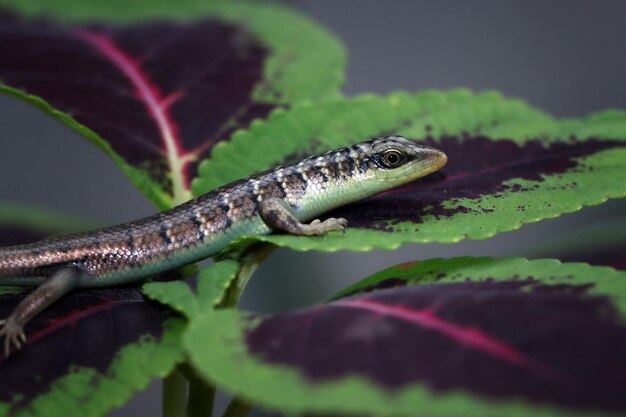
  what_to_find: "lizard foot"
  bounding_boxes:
[306,217,348,236]
[0,318,27,357]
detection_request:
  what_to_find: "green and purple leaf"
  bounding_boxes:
[195,91,626,252]
[0,289,183,417]
[0,1,345,208]
[185,257,626,417]
[0,209,184,417]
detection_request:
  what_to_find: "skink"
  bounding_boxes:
[0,136,447,355]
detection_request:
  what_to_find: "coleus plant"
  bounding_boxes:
[0,1,625,417]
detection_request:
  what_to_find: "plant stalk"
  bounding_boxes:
[174,243,274,417]
[163,368,187,417]
[184,364,216,417]
[221,243,275,308]
[222,397,253,417]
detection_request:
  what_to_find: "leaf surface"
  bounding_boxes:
[0,288,184,417]
[194,91,626,251]
[0,1,345,207]
[142,260,238,318]
[185,258,626,417]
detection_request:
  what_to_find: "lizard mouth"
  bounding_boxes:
[381,147,447,182]
[426,148,448,172]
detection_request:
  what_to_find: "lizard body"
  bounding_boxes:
[0,136,447,354]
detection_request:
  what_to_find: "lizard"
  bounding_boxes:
[0,136,447,356]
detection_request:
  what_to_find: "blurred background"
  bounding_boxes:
[1,1,625,415]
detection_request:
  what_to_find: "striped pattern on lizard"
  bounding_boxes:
[0,136,447,355]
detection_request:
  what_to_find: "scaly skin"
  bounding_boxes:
[0,136,447,355]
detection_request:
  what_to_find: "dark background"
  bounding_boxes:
[1,1,625,415]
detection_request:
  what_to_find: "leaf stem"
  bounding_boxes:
[222,396,252,417]
[220,243,275,308]
[184,364,216,417]
[163,368,187,417]
[210,244,275,416]
[168,244,274,417]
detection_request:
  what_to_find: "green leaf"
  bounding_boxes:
[143,260,239,318]
[332,257,626,308]
[0,0,345,207]
[193,90,626,252]
[184,258,626,417]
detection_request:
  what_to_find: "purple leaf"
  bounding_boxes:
[0,288,168,409]
[0,13,275,204]
[247,281,626,412]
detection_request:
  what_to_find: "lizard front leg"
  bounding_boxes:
[0,267,81,356]
[259,197,348,236]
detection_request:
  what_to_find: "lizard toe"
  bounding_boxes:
[0,328,9,358]
[317,217,348,234]
[0,319,26,357]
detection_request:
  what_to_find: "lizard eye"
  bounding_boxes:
[382,149,404,167]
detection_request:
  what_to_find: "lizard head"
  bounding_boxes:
[361,135,447,186]
[290,135,447,219]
